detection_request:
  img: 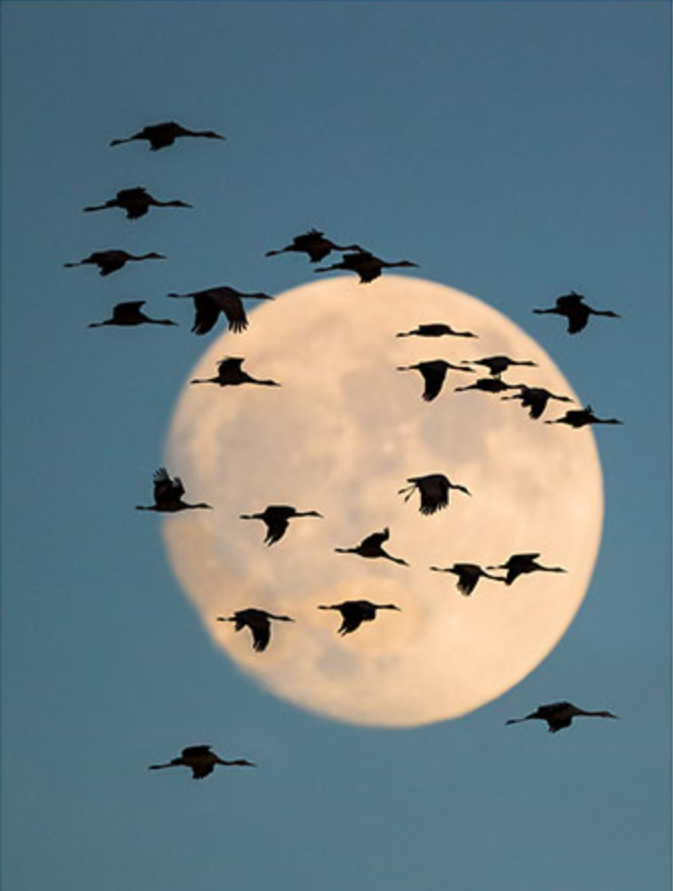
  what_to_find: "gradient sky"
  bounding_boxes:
[1,3,670,891]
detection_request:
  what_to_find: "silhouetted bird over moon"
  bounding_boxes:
[501,385,573,420]
[217,608,294,652]
[110,121,226,151]
[335,527,408,566]
[429,562,506,597]
[83,187,192,219]
[398,473,470,515]
[396,322,477,339]
[136,467,212,513]
[239,505,323,545]
[397,359,474,402]
[454,376,522,395]
[168,286,274,335]
[533,291,620,334]
[506,701,618,733]
[64,249,166,276]
[88,301,177,329]
[545,405,623,428]
[460,354,537,377]
[487,553,566,585]
[314,250,418,283]
[149,745,255,779]
[318,600,401,636]
[190,357,280,389]
[265,229,362,263]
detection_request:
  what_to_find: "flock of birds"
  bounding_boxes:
[71,119,621,780]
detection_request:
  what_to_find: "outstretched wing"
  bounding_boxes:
[192,294,221,335]
[264,518,290,545]
[249,618,271,652]
[219,293,249,333]
[361,527,389,549]
[420,364,448,402]
[338,605,365,635]
[182,745,212,758]
[455,566,479,596]
[416,475,449,514]
[112,301,145,321]
[190,763,215,779]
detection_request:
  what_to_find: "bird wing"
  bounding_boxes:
[420,364,448,402]
[219,293,249,333]
[153,468,178,505]
[112,301,145,321]
[191,763,215,779]
[338,606,364,635]
[417,475,449,514]
[264,518,290,545]
[249,617,271,652]
[217,357,245,374]
[362,528,389,549]
[566,311,589,334]
[455,566,479,596]
[192,294,221,335]
[182,745,212,758]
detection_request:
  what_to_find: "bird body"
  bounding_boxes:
[533,291,620,334]
[136,467,212,512]
[506,701,618,733]
[217,608,294,652]
[318,600,400,635]
[88,301,177,328]
[240,504,323,545]
[429,562,505,596]
[266,229,362,263]
[545,405,623,428]
[191,357,280,388]
[168,286,273,335]
[83,187,192,219]
[149,745,254,779]
[396,322,477,339]
[501,385,573,420]
[487,552,566,585]
[335,527,408,566]
[64,249,165,276]
[461,354,537,377]
[398,473,470,515]
[397,359,473,402]
[315,250,418,283]
[110,121,226,151]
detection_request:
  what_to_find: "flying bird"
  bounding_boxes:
[265,229,362,263]
[135,467,212,513]
[149,745,255,779]
[64,249,165,276]
[544,405,623,428]
[318,600,401,635]
[88,301,177,329]
[454,376,522,395]
[460,355,537,377]
[501,385,573,420]
[83,187,192,220]
[397,359,473,402]
[239,505,323,545]
[314,250,418,283]
[487,553,566,585]
[429,562,506,597]
[335,527,408,566]
[110,121,226,151]
[533,291,620,334]
[190,357,280,389]
[217,608,294,652]
[506,701,618,733]
[396,322,477,339]
[168,286,273,335]
[398,473,470,515]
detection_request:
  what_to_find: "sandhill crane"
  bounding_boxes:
[501,385,573,420]
[110,121,226,151]
[217,608,294,652]
[318,600,401,635]
[168,286,273,335]
[265,229,362,263]
[506,701,618,733]
[88,301,177,328]
[64,249,165,276]
[136,467,212,512]
[487,553,566,585]
[454,376,522,395]
[335,527,408,566]
[397,359,473,402]
[239,505,323,545]
[533,291,620,334]
[314,250,418,283]
[545,405,623,428]
[396,322,477,339]
[191,357,280,389]
[429,562,506,597]
[83,187,192,220]
[149,745,255,779]
[398,474,470,515]
[460,355,537,377]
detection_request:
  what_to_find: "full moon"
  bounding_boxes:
[163,276,603,727]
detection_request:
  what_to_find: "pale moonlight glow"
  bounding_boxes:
[164,276,603,727]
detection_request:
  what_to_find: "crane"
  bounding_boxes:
[149,745,254,779]
[135,467,212,512]
[335,527,408,566]
[506,701,618,733]
[83,187,192,219]
[398,473,470,515]
[190,357,280,388]
[318,600,401,635]
[217,608,294,652]
[110,121,226,151]
[239,505,323,545]
[168,286,273,335]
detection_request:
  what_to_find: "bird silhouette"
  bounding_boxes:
[430,563,506,597]
[88,301,177,328]
[135,467,212,513]
[397,359,473,402]
[487,553,566,585]
[239,505,323,545]
[544,405,623,428]
[149,745,255,779]
[533,291,620,334]
[396,322,477,339]
[315,250,418,283]
[110,121,226,151]
[318,600,401,635]
[64,249,165,276]
[168,286,273,335]
[398,474,471,515]
[501,385,573,420]
[217,608,294,652]
[191,357,280,389]
[265,229,362,263]
[83,187,192,220]
[506,701,618,733]
[460,355,537,377]
[454,376,522,395]
[335,527,408,566]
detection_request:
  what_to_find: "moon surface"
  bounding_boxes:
[163,275,603,727]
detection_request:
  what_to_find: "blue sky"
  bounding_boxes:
[1,2,670,890]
